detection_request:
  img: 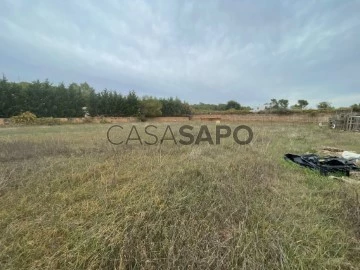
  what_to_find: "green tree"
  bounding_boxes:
[351,103,360,112]
[160,97,188,116]
[79,82,94,108]
[140,97,162,117]
[180,102,192,115]
[298,100,308,109]
[317,101,333,110]
[217,103,227,111]
[278,99,289,109]
[269,99,279,109]
[0,75,10,117]
[226,100,241,110]
[124,90,140,116]
[291,100,308,110]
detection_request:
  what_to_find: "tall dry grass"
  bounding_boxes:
[0,123,359,269]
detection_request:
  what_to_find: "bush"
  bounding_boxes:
[10,111,37,125]
[137,114,147,122]
[10,113,63,126]
[140,98,162,118]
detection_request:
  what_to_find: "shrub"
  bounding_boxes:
[140,98,162,118]
[137,114,147,122]
[10,111,37,125]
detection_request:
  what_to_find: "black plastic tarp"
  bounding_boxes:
[284,153,360,176]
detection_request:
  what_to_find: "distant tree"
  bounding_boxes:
[217,103,227,111]
[269,99,279,109]
[68,83,86,117]
[317,101,333,110]
[181,102,192,115]
[241,106,252,111]
[226,100,241,110]
[351,103,360,112]
[291,99,308,110]
[265,98,289,113]
[79,82,95,108]
[88,90,100,116]
[140,97,162,117]
[191,103,216,112]
[298,100,308,109]
[160,98,191,116]
[278,99,289,109]
[124,90,140,116]
[0,75,9,117]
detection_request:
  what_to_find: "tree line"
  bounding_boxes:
[191,101,251,112]
[0,77,191,118]
[265,99,360,112]
[1,76,359,118]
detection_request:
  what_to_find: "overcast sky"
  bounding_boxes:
[1,0,359,108]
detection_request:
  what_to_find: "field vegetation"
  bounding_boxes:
[0,122,359,269]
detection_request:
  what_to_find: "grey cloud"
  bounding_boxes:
[0,0,359,107]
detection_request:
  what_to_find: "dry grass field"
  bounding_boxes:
[0,122,360,269]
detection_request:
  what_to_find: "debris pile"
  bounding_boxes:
[285,147,360,183]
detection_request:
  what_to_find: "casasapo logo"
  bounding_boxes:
[107,125,253,145]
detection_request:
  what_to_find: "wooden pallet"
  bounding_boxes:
[346,116,360,131]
